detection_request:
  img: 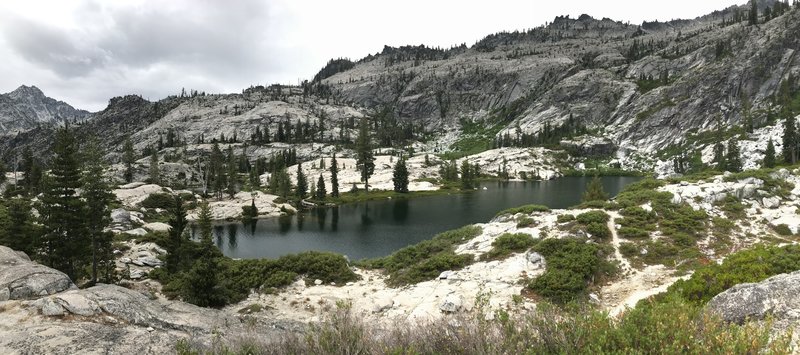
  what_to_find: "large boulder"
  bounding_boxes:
[0,246,75,300]
[706,271,800,338]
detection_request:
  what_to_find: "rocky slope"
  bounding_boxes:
[0,85,90,136]
[2,3,798,176]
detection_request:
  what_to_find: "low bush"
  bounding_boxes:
[619,242,639,258]
[358,225,483,286]
[481,233,537,261]
[140,193,176,209]
[528,238,615,304]
[586,222,611,239]
[618,227,649,239]
[181,288,791,354]
[515,216,535,228]
[715,195,746,220]
[389,252,474,286]
[772,224,793,236]
[496,204,550,217]
[576,210,610,225]
[667,244,800,304]
[556,214,575,223]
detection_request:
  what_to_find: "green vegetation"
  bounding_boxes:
[440,118,504,160]
[140,192,177,209]
[575,210,611,240]
[481,233,537,261]
[772,224,793,236]
[664,244,800,305]
[495,204,550,217]
[556,214,575,223]
[635,98,675,122]
[582,175,609,202]
[358,225,483,286]
[179,294,791,354]
[515,216,535,228]
[528,238,616,304]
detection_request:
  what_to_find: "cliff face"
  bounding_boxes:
[0,85,90,136]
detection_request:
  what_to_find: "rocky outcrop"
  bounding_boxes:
[706,270,800,343]
[0,85,90,136]
[0,246,75,300]
[560,136,617,157]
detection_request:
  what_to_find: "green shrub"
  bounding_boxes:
[140,193,176,209]
[618,227,649,239]
[715,195,746,220]
[667,244,800,304]
[619,242,639,258]
[390,252,474,285]
[556,214,575,223]
[496,204,550,217]
[515,216,535,228]
[528,238,615,304]
[358,225,483,286]
[576,210,610,225]
[772,224,793,236]
[481,233,537,261]
[586,222,611,239]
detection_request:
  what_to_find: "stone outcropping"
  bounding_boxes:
[706,270,800,342]
[0,246,75,301]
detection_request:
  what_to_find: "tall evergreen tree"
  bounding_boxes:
[165,196,187,273]
[122,137,136,183]
[712,142,727,171]
[726,138,743,172]
[582,175,609,202]
[764,138,777,168]
[181,200,226,307]
[749,0,758,25]
[0,198,37,255]
[783,116,797,165]
[149,151,160,184]
[295,163,308,199]
[226,146,237,197]
[21,147,43,195]
[316,174,327,200]
[39,127,87,280]
[82,139,115,284]
[355,117,375,192]
[393,158,409,193]
[460,160,474,190]
[330,154,340,198]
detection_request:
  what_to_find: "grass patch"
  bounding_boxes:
[481,233,538,261]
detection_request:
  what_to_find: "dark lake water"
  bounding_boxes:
[206,176,641,260]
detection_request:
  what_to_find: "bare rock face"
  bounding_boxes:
[0,246,76,300]
[706,271,800,338]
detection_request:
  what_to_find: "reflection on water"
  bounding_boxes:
[214,177,641,260]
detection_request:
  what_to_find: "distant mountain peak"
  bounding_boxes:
[0,85,90,136]
[8,85,45,99]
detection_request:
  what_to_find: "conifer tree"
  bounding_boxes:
[393,158,409,193]
[181,200,225,307]
[226,146,237,197]
[749,0,758,25]
[330,154,340,198]
[149,151,160,184]
[582,175,609,202]
[316,174,327,200]
[726,138,743,172]
[295,163,308,199]
[165,196,187,273]
[39,127,87,280]
[460,160,474,190]
[0,198,37,256]
[783,115,798,164]
[82,139,114,284]
[122,137,136,183]
[355,117,375,192]
[764,138,777,168]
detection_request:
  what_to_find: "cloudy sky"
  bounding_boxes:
[0,0,742,111]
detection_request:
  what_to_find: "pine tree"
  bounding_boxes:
[122,137,136,183]
[211,144,226,198]
[330,154,340,198]
[149,151,160,184]
[295,163,308,199]
[712,142,727,171]
[198,200,213,241]
[749,0,758,25]
[82,139,114,284]
[39,127,88,280]
[226,146,237,197]
[316,174,327,200]
[764,138,777,168]
[0,198,37,256]
[355,117,375,192]
[726,138,743,172]
[582,175,609,202]
[393,158,409,193]
[182,200,226,307]
[165,196,187,273]
[460,160,474,190]
[783,116,798,165]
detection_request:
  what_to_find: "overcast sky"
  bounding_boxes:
[0,0,743,111]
